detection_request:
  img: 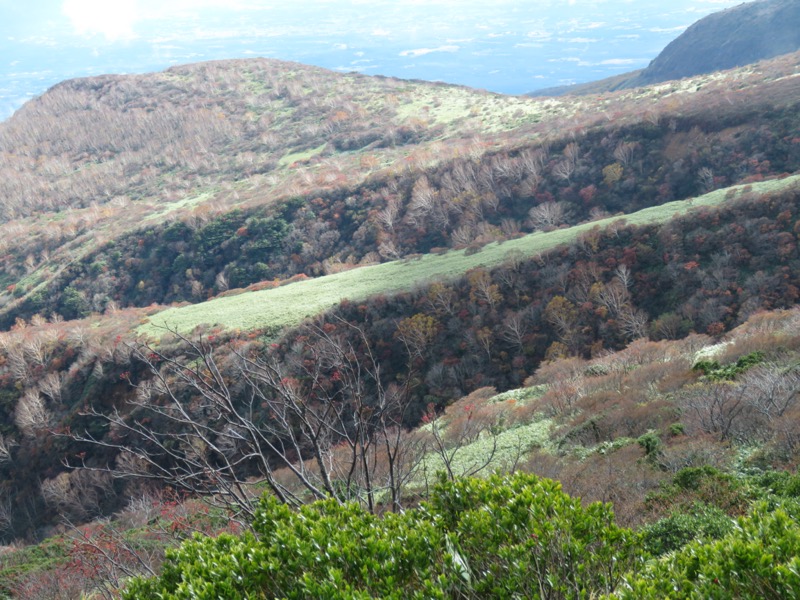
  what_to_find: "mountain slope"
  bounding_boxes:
[2,28,800,597]
[0,57,572,325]
[533,0,800,96]
[2,52,800,330]
[0,50,798,547]
[632,0,800,86]
[139,175,800,338]
[2,171,799,545]
[0,57,548,223]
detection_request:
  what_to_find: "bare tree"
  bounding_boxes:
[519,147,547,177]
[698,167,715,192]
[528,201,566,231]
[552,159,575,183]
[15,389,50,437]
[395,314,440,362]
[682,382,749,442]
[38,371,65,404]
[25,333,55,368]
[740,364,800,421]
[597,279,630,317]
[617,307,649,340]
[214,271,229,292]
[613,141,637,168]
[614,264,633,290]
[451,224,475,247]
[40,469,113,521]
[0,434,17,464]
[378,239,402,260]
[0,493,13,534]
[563,141,580,166]
[407,175,438,226]
[425,282,457,317]
[6,345,30,385]
[468,268,502,309]
[418,402,505,486]
[500,310,530,352]
[68,321,425,520]
[597,276,648,341]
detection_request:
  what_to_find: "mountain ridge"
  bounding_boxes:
[2,51,799,331]
[532,0,800,96]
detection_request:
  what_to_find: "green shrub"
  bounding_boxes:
[123,473,640,599]
[692,351,765,381]
[751,470,800,499]
[646,467,753,516]
[672,466,725,491]
[637,431,662,461]
[640,502,734,556]
[668,422,685,436]
[613,502,800,599]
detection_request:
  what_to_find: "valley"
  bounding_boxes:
[0,15,799,597]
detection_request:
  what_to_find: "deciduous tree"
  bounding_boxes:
[69,321,426,520]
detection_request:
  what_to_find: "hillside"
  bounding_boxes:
[1,52,799,331]
[0,170,798,546]
[0,58,568,324]
[0,48,799,598]
[6,296,800,596]
[139,175,799,338]
[533,0,800,96]
[634,0,800,86]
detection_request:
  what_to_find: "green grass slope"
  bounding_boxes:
[3,51,800,326]
[140,174,800,338]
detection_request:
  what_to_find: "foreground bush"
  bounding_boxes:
[613,502,800,599]
[640,502,735,556]
[123,472,639,599]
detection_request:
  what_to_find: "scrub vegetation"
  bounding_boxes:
[0,47,800,599]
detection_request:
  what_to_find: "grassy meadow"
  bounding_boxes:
[140,174,800,338]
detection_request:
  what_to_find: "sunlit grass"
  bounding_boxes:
[278,143,327,167]
[414,418,554,485]
[402,384,553,489]
[393,85,566,133]
[142,191,214,222]
[139,174,800,338]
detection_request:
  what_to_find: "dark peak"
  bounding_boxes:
[635,0,800,85]
[532,0,800,97]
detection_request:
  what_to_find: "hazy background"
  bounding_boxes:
[1,0,743,121]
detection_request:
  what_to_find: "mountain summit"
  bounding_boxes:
[632,0,800,85]
[534,0,800,96]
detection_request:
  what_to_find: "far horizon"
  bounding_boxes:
[1,0,743,121]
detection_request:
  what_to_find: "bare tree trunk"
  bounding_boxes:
[65,319,427,520]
